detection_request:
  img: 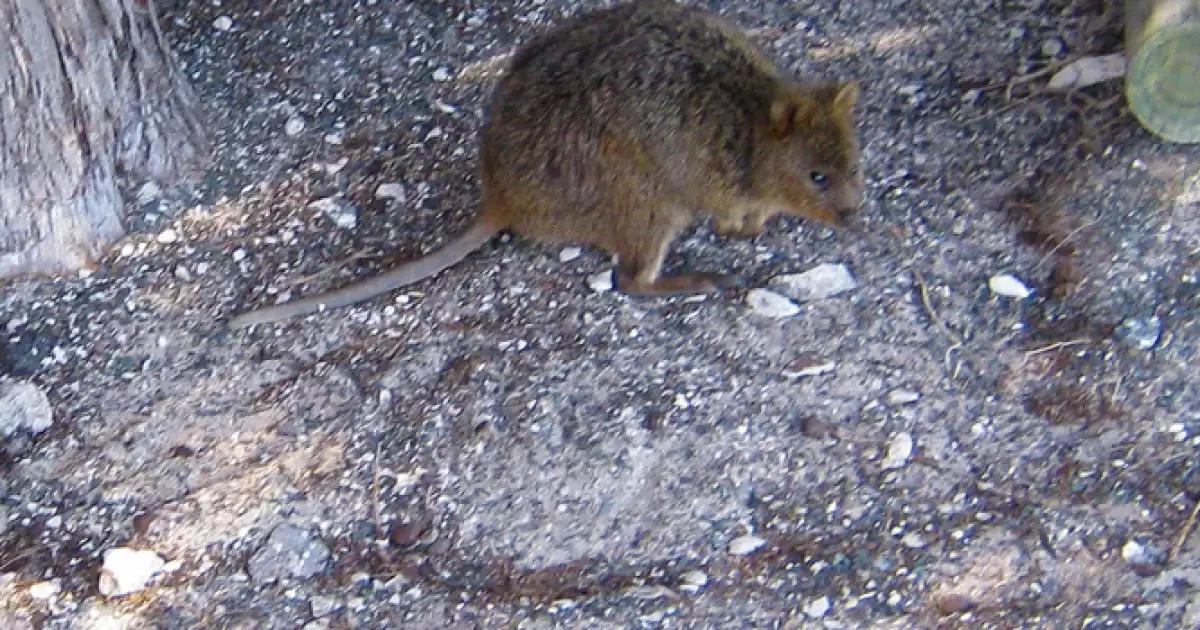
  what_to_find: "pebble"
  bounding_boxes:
[1041,37,1065,57]
[885,389,920,405]
[28,580,60,600]
[136,182,162,205]
[770,263,857,301]
[309,197,358,230]
[679,570,708,593]
[0,381,54,438]
[375,183,407,203]
[309,595,341,618]
[729,535,768,556]
[588,270,614,293]
[431,67,452,82]
[882,432,914,470]
[213,16,233,31]
[901,532,927,549]
[99,548,167,596]
[746,288,800,319]
[1113,316,1161,351]
[284,117,306,137]
[1122,539,1147,565]
[781,355,836,379]
[804,595,831,618]
[156,228,179,244]
[558,246,583,263]
[988,273,1031,299]
[248,523,331,584]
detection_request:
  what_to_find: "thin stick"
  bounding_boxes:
[1035,219,1097,270]
[372,441,384,540]
[1170,499,1200,563]
[913,272,962,346]
[1024,339,1093,357]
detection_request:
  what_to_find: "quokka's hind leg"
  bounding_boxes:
[613,226,741,296]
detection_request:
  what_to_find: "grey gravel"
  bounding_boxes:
[248,524,332,584]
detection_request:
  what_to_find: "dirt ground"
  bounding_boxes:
[1,0,1197,628]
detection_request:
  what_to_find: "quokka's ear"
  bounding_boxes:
[769,92,818,136]
[830,81,859,111]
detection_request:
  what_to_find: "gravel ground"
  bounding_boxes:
[1,0,1198,628]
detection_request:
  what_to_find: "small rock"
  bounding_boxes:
[729,535,768,556]
[781,355,836,379]
[136,182,162,205]
[309,197,358,230]
[309,595,341,618]
[432,67,452,82]
[988,274,1031,299]
[284,117,306,137]
[934,593,976,615]
[375,183,407,202]
[746,288,800,319]
[1113,316,1161,351]
[98,548,167,596]
[28,580,60,600]
[588,270,614,293]
[156,228,179,244]
[770,263,857,301]
[1041,37,1065,57]
[212,16,233,31]
[679,570,708,593]
[885,389,921,405]
[882,432,914,470]
[248,523,331,584]
[1122,539,1148,565]
[1046,54,1127,92]
[558,246,583,263]
[0,381,54,438]
[901,532,927,549]
[804,595,831,618]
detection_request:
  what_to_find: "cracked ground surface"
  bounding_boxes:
[1,0,1197,628]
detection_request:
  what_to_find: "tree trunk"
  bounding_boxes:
[0,0,208,279]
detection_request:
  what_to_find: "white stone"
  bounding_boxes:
[375,183,407,202]
[781,360,836,379]
[729,535,768,556]
[885,389,921,405]
[804,595,831,618]
[432,67,452,82]
[156,228,179,244]
[284,117,306,137]
[309,197,357,230]
[746,289,800,319]
[99,548,167,596]
[1122,540,1147,565]
[770,263,857,301]
[28,580,60,600]
[213,16,233,31]
[0,381,53,437]
[588,270,614,293]
[882,432,914,470]
[680,570,708,592]
[988,274,1032,299]
[558,246,583,263]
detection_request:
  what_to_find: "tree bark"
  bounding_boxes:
[0,0,208,279]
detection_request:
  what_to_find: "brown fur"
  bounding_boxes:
[228,0,863,329]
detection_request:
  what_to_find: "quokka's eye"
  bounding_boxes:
[810,171,829,188]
